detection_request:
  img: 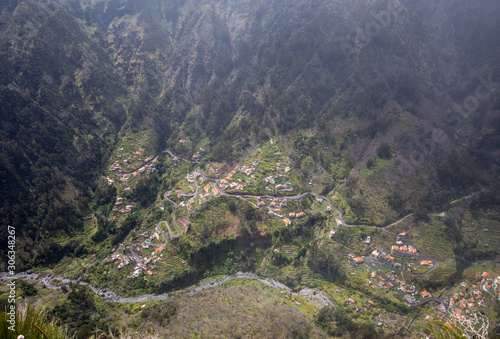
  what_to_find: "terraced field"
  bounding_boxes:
[283,265,299,280]
[111,130,151,172]
[281,245,298,256]
[156,256,188,279]
[359,157,392,180]
[301,263,314,284]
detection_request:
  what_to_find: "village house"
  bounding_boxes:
[404,294,415,304]
[353,257,364,264]
[420,290,431,298]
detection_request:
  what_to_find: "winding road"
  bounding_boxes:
[3,150,483,314]
[157,156,483,312]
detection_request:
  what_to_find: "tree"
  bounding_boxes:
[376,144,392,160]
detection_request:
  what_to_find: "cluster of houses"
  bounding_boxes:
[127,244,166,279]
[107,147,158,189]
[350,251,436,305]
[255,197,306,225]
[104,253,133,269]
[257,197,285,209]
[276,183,294,191]
[219,170,248,192]
[391,244,417,255]
[443,272,499,325]
[344,296,383,318]
[109,160,122,172]
[112,197,134,214]
[220,180,246,191]
[186,171,199,185]
[187,183,220,211]
[104,240,165,278]
[239,160,260,176]
[109,148,144,171]
[369,268,422,299]
[192,148,205,161]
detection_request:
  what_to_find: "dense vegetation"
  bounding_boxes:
[0,0,499,337]
[0,0,498,270]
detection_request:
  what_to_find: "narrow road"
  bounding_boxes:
[364,257,447,312]
[114,151,482,314]
[156,221,169,247]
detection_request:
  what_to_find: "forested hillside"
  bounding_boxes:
[0,0,499,271]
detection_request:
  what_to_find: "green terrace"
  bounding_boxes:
[359,156,393,180]
[153,256,189,280]
[280,245,299,257]
[300,262,314,285]
[109,130,152,172]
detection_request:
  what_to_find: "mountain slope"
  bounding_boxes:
[0,0,498,269]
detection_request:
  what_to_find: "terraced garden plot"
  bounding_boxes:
[358,157,392,180]
[190,221,205,233]
[283,265,299,279]
[110,131,152,171]
[156,256,189,278]
[164,256,187,268]
[231,172,247,182]
[280,245,298,256]
[410,229,454,262]
[155,262,177,279]
[462,211,500,248]
[301,264,314,284]
[175,180,194,194]
[176,215,190,233]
